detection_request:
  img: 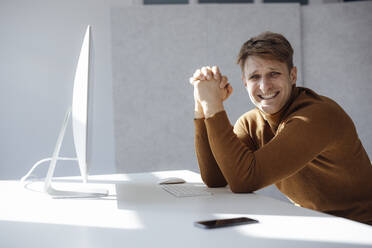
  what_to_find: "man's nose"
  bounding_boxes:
[259,77,272,93]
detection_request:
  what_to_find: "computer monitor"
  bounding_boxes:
[22,26,108,198]
[72,25,91,184]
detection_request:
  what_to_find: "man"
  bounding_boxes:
[190,31,372,225]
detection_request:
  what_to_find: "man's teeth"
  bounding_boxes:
[259,92,279,99]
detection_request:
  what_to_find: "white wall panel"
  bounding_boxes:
[0,0,116,179]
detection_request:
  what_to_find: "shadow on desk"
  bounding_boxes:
[1,218,370,248]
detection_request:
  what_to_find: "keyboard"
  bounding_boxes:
[161,184,212,197]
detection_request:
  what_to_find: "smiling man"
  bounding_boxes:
[190,32,372,225]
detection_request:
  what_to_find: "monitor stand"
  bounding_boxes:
[44,107,108,198]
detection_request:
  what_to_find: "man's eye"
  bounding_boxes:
[270,72,280,77]
[250,75,260,80]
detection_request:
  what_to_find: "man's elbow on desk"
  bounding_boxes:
[227,178,260,193]
[200,171,258,192]
[202,179,255,193]
[201,177,228,188]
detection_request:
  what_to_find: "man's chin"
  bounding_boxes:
[259,105,279,115]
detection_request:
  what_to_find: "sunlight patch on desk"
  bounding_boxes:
[53,173,132,183]
[0,208,144,230]
[212,213,372,246]
[0,181,144,230]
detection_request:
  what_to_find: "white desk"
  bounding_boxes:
[0,170,371,248]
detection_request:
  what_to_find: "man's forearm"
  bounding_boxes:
[194,119,227,187]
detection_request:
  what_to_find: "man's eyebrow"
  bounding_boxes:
[248,70,258,77]
[268,67,280,71]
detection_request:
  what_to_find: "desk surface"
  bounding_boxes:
[0,170,371,248]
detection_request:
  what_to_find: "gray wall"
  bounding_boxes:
[111,5,302,202]
[111,2,372,202]
[111,4,302,173]
[302,2,372,157]
[0,0,116,179]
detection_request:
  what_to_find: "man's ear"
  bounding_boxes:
[290,66,297,85]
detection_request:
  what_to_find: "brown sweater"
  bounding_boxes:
[194,86,372,225]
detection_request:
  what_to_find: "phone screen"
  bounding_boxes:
[194,217,258,229]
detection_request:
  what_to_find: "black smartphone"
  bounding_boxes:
[194,217,258,229]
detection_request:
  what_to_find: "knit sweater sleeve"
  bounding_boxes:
[194,118,227,187]
[204,108,336,193]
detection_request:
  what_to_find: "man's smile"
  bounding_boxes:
[258,91,280,100]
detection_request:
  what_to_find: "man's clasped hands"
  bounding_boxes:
[189,66,233,119]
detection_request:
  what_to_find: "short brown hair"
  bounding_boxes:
[237,32,294,73]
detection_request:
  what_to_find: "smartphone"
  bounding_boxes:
[194,217,258,229]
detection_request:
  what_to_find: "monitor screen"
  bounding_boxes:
[72,25,91,183]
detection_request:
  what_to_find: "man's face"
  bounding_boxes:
[243,56,297,115]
